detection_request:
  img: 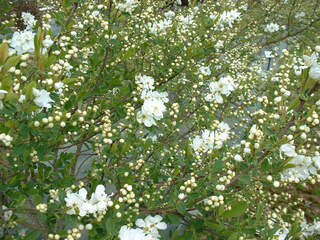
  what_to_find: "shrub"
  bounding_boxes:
[1,0,320,239]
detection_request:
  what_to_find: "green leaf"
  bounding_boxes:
[228,232,238,240]
[167,213,181,225]
[0,42,9,64]
[25,229,41,240]
[221,201,248,218]
[256,203,263,221]
[2,55,20,73]
[176,202,186,214]
[287,97,300,111]
[104,217,116,236]
[239,175,251,185]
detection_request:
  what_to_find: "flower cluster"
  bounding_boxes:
[270,220,320,240]
[190,121,230,154]
[33,88,54,109]
[280,143,320,181]
[9,12,53,55]
[148,19,172,36]
[116,0,138,14]
[0,133,13,146]
[304,52,320,81]
[210,9,241,30]
[118,215,167,240]
[64,185,113,217]
[264,23,280,33]
[205,76,237,104]
[10,30,35,55]
[136,75,168,127]
[21,12,36,29]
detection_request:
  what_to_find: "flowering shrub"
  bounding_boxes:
[1,0,320,239]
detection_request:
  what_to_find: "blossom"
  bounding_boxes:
[65,185,112,217]
[21,12,36,29]
[198,66,211,76]
[270,227,291,240]
[164,11,175,19]
[281,155,318,181]
[118,226,152,240]
[2,205,13,221]
[43,35,54,48]
[206,76,236,104]
[33,88,54,109]
[280,143,297,157]
[137,88,168,127]
[0,133,13,146]
[309,63,320,81]
[135,215,167,239]
[234,154,243,162]
[190,122,230,154]
[54,82,64,94]
[215,40,224,50]
[213,10,241,29]
[303,52,317,67]
[116,0,138,14]
[10,30,35,55]
[264,23,279,33]
[0,89,8,110]
[135,75,154,91]
[149,19,172,35]
[18,94,26,103]
[137,111,157,127]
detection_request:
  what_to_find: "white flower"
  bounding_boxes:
[270,227,291,240]
[135,215,167,239]
[137,90,168,127]
[54,82,64,93]
[33,88,54,109]
[136,75,154,91]
[116,0,138,14]
[234,154,243,162]
[0,133,13,146]
[164,11,175,19]
[0,90,7,100]
[18,94,26,103]
[313,156,320,169]
[199,66,211,76]
[280,143,297,158]
[191,122,230,154]
[2,205,13,221]
[0,90,8,110]
[137,111,157,127]
[149,19,172,35]
[118,226,152,240]
[316,99,320,109]
[281,155,317,181]
[303,52,318,67]
[264,23,279,33]
[142,98,166,120]
[43,35,54,48]
[65,185,112,217]
[215,40,224,50]
[190,135,204,153]
[179,14,194,27]
[309,63,320,81]
[217,10,241,28]
[10,30,35,55]
[21,12,36,29]
[264,51,273,58]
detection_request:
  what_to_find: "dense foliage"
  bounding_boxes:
[1,0,320,239]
